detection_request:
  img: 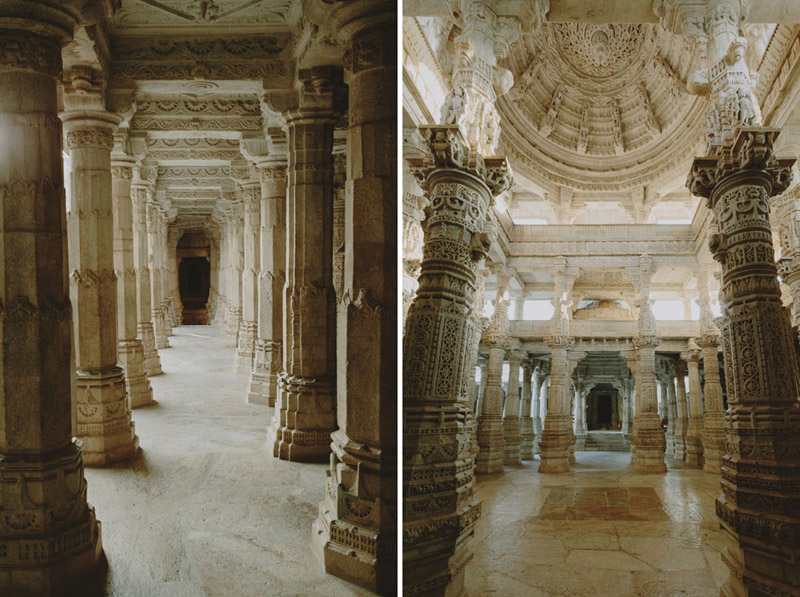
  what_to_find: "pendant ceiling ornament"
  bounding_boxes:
[500,23,708,192]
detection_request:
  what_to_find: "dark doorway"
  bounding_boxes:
[179,257,210,324]
[596,394,612,428]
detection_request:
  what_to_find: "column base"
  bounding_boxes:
[75,368,140,467]
[273,373,335,462]
[0,442,103,596]
[235,320,257,374]
[118,338,153,409]
[685,416,705,468]
[247,340,280,406]
[533,419,543,455]
[152,308,170,350]
[631,413,666,474]
[673,435,687,461]
[312,430,396,595]
[703,412,726,474]
[575,431,587,451]
[519,416,534,460]
[475,414,505,474]
[138,322,163,377]
[538,414,572,474]
[502,416,521,465]
[716,403,800,596]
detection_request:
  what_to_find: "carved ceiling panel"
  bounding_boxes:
[114,0,294,29]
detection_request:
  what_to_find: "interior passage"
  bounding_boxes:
[82,325,371,597]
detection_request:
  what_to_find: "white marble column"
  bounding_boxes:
[62,98,139,466]
[683,347,704,467]
[532,367,545,455]
[502,347,524,465]
[146,201,169,350]
[224,200,243,347]
[247,159,286,406]
[235,178,260,374]
[111,138,153,408]
[673,360,688,460]
[519,361,535,460]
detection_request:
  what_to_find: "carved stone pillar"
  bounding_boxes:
[213,214,228,326]
[532,367,546,454]
[224,201,243,348]
[663,377,677,455]
[158,209,174,335]
[314,11,397,591]
[539,338,574,473]
[683,347,705,467]
[519,361,535,460]
[247,160,286,406]
[502,347,523,465]
[476,360,488,414]
[774,187,800,326]
[235,179,260,374]
[673,360,688,460]
[621,377,631,439]
[0,14,103,589]
[699,334,725,473]
[62,105,139,466]
[574,384,587,451]
[658,379,668,424]
[688,126,800,596]
[131,177,162,376]
[272,67,339,462]
[146,201,169,350]
[111,142,153,408]
[475,303,508,475]
[403,124,510,595]
[630,332,666,474]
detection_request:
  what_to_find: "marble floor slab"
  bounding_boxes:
[466,452,728,596]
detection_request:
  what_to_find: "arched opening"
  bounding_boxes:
[177,230,212,324]
[586,383,621,431]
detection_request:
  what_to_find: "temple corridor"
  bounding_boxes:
[466,452,726,596]
[82,326,370,597]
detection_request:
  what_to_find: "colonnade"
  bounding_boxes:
[0,1,396,594]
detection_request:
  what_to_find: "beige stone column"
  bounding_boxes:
[235,178,260,373]
[131,175,162,376]
[673,360,688,460]
[476,303,508,474]
[402,191,426,321]
[212,213,228,326]
[61,92,139,466]
[224,201,243,347]
[313,8,396,592]
[519,361,535,460]
[247,160,286,406]
[689,126,800,595]
[403,124,510,596]
[683,346,704,467]
[574,382,588,450]
[699,334,725,473]
[158,209,174,335]
[502,346,523,465]
[662,376,676,455]
[272,67,339,462]
[0,11,104,590]
[111,139,153,408]
[166,232,181,326]
[146,201,169,350]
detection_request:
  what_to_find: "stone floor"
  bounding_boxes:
[466,452,728,596]
[83,325,370,597]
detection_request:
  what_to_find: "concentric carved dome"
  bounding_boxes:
[500,23,708,192]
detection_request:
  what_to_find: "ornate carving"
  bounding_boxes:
[65,130,114,150]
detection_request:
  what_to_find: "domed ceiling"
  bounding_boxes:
[499,23,708,193]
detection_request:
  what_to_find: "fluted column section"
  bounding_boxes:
[147,202,169,350]
[313,10,397,592]
[131,181,162,375]
[111,149,153,408]
[684,348,704,467]
[62,110,139,466]
[699,334,725,473]
[673,360,688,460]
[519,362,535,460]
[0,14,103,589]
[689,127,800,596]
[236,180,260,373]
[273,68,338,462]
[247,161,286,406]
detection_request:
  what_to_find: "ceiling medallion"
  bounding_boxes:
[553,23,647,81]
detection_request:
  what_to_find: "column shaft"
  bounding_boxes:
[673,361,688,460]
[685,352,705,467]
[132,183,162,376]
[235,181,260,373]
[247,163,286,406]
[63,112,139,466]
[502,350,523,465]
[147,202,169,350]
[519,364,535,460]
